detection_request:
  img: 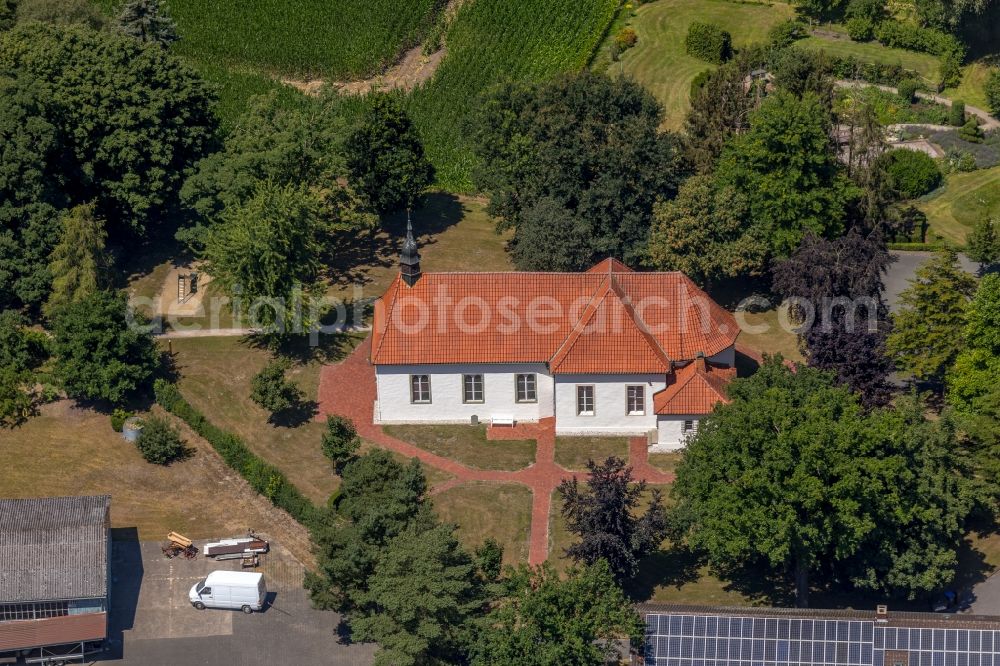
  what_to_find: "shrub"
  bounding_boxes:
[966,218,999,265]
[846,17,875,42]
[250,359,302,417]
[845,0,887,22]
[828,55,911,87]
[690,69,713,100]
[110,408,130,432]
[614,27,638,52]
[897,79,919,104]
[685,21,732,64]
[950,100,966,126]
[986,69,1000,118]
[873,20,963,57]
[939,51,963,89]
[135,415,184,465]
[958,118,984,144]
[882,149,942,198]
[942,147,978,172]
[321,415,361,473]
[768,19,806,48]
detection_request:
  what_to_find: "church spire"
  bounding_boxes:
[399,211,421,287]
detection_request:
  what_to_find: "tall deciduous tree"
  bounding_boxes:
[0,74,64,313]
[887,250,978,385]
[468,71,683,271]
[471,560,643,666]
[966,217,999,266]
[671,358,973,607]
[0,22,216,235]
[352,519,482,666]
[117,0,178,48]
[558,457,668,581]
[947,274,1000,413]
[713,91,857,260]
[50,290,160,405]
[345,95,434,214]
[43,203,108,319]
[647,174,767,283]
[306,450,428,612]
[684,47,769,173]
[200,181,326,332]
[772,232,896,407]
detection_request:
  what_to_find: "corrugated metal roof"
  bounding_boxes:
[0,496,110,603]
[0,613,107,651]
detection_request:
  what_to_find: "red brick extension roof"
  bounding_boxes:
[370,258,740,373]
[653,358,737,415]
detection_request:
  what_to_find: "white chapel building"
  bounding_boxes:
[369,224,740,450]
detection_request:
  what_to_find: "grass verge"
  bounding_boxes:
[554,436,629,471]
[433,482,532,564]
[382,424,536,471]
[917,166,1000,245]
[614,0,795,131]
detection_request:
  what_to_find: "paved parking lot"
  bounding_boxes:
[102,539,374,665]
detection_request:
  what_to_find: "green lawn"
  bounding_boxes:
[797,34,942,82]
[383,424,536,471]
[554,437,629,471]
[433,482,532,564]
[797,32,991,108]
[648,451,683,476]
[917,166,1000,244]
[614,0,796,131]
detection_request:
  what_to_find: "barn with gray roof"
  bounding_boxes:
[0,495,110,663]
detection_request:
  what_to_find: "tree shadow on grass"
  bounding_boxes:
[324,192,466,291]
[625,544,707,603]
[269,399,319,428]
[247,331,362,367]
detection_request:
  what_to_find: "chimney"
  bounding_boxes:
[876,605,889,622]
[399,212,421,287]
[696,351,707,373]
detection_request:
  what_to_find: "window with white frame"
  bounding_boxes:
[577,385,595,416]
[682,419,698,436]
[626,385,645,415]
[463,374,484,403]
[515,374,537,403]
[410,375,431,403]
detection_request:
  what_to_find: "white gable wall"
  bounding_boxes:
[654,416,703,452]
[374,363,553,424]
[553,374,665,436]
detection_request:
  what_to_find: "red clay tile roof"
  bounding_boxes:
[370,260,740,371]
[653,359,737,415]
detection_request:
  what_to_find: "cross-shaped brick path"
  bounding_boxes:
[317,336,675,565]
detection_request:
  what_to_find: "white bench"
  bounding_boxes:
[490,415,516,427]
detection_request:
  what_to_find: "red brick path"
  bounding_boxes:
[317,336,675,565]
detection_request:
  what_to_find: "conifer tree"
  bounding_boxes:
[43,204,108,320]
[117,0,178,47]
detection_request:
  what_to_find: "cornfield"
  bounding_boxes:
[408,0,621,191]
[164,0,445,80]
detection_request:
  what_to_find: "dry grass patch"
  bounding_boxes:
[382,424,536,471]
[0,401,313,562]
[648,451,683,477]
[554,436,629,471]
[432,482,532,564]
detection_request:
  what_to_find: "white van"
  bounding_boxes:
[189,571,266,614]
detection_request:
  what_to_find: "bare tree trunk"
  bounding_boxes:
[795,554,810,608]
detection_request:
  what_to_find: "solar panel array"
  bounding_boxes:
[644,613,1000,666]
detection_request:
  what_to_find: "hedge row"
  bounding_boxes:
[873,21,963,58]
[887,241,957,251]
[685,21,732,65]
[153,379,321,528]
[828,54,919,87]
